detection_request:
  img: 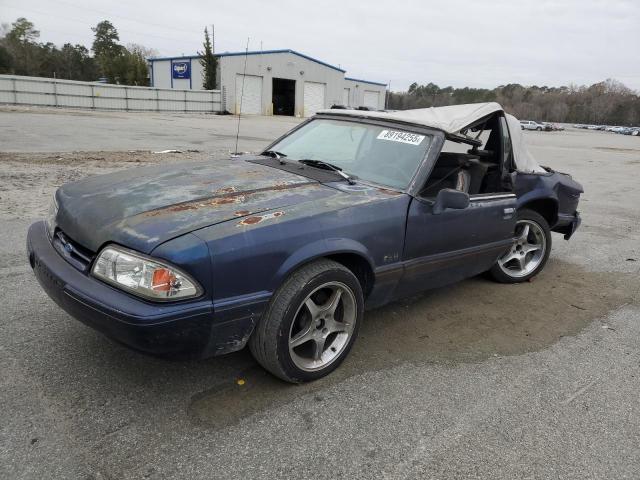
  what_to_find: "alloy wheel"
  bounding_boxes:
[497,219,547,278]
[288,281,357,372]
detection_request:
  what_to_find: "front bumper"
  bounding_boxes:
[554,211,582,240]
[27,221,257,358]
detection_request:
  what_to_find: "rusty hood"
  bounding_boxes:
[55,158,339,253]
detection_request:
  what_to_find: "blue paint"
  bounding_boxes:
[172,62,190,79]
[148,54,202,62]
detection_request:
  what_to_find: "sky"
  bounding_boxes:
[2,0,639,91]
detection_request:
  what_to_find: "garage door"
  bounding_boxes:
[363,90,379,109]
[303,82,326,117]
[343,88,350,107]
[235,74,262,115]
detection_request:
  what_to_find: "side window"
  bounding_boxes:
[422,113,512,198]
[499,116,513,170]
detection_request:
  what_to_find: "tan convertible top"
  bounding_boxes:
[318,102,545,173]
[320,102,503,135]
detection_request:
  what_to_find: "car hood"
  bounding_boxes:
[55,157,340,253]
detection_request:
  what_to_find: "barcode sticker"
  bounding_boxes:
[376,130,425,145]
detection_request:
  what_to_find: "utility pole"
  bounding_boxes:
[385,80,391,109]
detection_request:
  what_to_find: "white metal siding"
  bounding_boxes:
[0,74,221,112]
[363,90,379,109]
[303,82,326,117]
[235,74,262,114]
[342,88,350,106]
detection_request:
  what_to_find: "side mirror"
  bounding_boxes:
[432,188,470,214]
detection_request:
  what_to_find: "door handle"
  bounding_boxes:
[503,207,515,219]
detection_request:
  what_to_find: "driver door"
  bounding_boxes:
[396,193,517,297]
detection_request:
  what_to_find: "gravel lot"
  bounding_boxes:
[1,107,639,479]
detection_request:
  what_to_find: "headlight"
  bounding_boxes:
[46,194,58,239]
[91,245,201,301]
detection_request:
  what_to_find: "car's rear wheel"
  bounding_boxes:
[489,209,551,283]
[249,259,363,383]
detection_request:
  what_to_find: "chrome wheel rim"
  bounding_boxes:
[288,281,357,372]
[498,219,546,278]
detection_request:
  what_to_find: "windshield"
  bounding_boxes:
[269,118,432,190]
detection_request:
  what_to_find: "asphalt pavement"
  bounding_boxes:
[1,107,639,479]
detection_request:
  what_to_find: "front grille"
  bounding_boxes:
[52,230,95,272]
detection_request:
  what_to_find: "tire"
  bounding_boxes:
[249,259,363,383]
[489,209,552,283]
[537,127,542,131]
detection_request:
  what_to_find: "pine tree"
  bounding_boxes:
[199,27,217,90]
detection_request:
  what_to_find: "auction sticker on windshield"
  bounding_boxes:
[376,130,425,145]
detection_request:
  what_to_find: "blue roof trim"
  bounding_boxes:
[345,77,387,87]
[218,49,346,73]
[148,49,347,73]
[148,55,202,62]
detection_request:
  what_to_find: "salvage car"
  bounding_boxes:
[27,102,583,383]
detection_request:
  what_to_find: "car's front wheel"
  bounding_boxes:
[249,259,363,383]
[489,209,552,283]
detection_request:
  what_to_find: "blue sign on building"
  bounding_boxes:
[172,62,190,79]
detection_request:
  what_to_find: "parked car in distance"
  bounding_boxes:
[539,122,554,132]
[27,102,583,383]
[520,120,545,131]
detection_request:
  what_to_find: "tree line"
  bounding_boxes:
[0,17,218,89]
[388,79,640,126]
[0,18,152,85]
[1,16,638,124]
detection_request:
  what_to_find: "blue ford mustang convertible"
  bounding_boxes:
[27,103,582,382]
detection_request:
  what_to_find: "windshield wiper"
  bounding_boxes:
[298,159,355,185]
[262,150,287,164]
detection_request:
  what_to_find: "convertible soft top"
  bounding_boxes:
[318,102,545,173]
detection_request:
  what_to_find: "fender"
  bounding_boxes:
[516,189,558,209]
[516,188,559,229]
[270,237,376,292]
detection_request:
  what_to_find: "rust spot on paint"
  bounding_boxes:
[213,186,237,195]
[162,204,198,213]
[237,211,285,226]
[143,182,314,218]
[234,210,251,217]
[239,216,262,225]
[205,195,245,206]
[377,187,402,196]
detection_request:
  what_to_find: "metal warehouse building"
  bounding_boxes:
[148,49,387,116]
